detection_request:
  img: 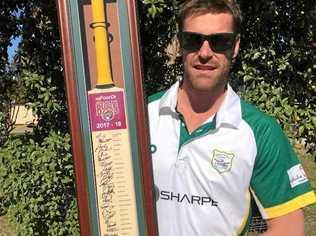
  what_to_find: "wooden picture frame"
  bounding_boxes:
[56,1,157,235]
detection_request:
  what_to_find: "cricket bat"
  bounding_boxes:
[88,0,139,235]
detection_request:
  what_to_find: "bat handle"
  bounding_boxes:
[91,0,113,87]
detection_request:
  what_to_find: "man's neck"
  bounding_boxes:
[177,82,227,133]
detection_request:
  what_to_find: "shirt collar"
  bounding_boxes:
[158,80,180,114]
[215,84,242,129]
[158,80,242,129]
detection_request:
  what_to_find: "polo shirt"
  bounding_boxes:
[147,81,316,236]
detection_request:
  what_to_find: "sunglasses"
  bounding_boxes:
[178,31,237,53]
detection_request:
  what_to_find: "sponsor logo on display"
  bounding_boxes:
[211,149,234,173]
[96,100,119,121]
[287,164,308,188]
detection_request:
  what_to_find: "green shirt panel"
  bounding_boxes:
[178,113,216,151]
[148,90,166,104]
[241,100,312,208]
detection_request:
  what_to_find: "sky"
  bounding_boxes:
[7,9,22,63]
[7,36,22,62]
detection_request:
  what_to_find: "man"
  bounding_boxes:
[147,0,316,235]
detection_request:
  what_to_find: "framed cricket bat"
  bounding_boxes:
[56,0,157,235]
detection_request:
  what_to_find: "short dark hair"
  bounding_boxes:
[178,0,242,34]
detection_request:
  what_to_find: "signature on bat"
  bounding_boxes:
[95,133,118,234]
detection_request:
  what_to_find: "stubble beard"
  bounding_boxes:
[183,66,230,95]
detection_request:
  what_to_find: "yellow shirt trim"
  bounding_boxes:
[237,190,251,235]
[265,191,316,219]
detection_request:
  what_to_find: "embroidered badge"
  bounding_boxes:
[211,149,234,173]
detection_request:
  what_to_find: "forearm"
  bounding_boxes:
[263,209,304,236]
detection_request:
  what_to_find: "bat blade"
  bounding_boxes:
[88,87,139,236]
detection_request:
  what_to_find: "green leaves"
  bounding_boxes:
[18,70,68,140]
[0,132,79,235]
[235,44,315,150]
[138,0,181,95]
[142,0,167,18]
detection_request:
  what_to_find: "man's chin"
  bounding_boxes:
[190,82,219,93]
[185,77,226,94]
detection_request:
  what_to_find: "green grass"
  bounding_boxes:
[305,204,316,236]
[300,152,316,236]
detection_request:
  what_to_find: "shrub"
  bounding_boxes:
[0,132,79,235]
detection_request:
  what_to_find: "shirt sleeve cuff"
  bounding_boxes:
[264,191,316,219]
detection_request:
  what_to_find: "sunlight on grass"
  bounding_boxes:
[300,151,316,236]
[0,216,16,236]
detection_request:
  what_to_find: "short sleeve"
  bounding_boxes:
[249,117,316,219]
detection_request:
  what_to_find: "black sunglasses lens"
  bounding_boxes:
[180,32,203,51]
[180,32,235,52]
[210,34,235,52]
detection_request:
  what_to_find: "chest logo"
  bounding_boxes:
[211,149,234,174]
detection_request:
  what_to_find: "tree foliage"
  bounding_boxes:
[0,1,23,145]
[0,132,79,235]
[235,0,316,147]
[139,0,182,95]
[1,0,68,143]
[0,0,79,234]
[16,0,68,140]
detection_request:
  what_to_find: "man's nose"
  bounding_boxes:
[198,40,214,59]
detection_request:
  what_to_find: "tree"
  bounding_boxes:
[0,1,79,234]
[235,0,315,149]
[138,0,182,95]
[0,1,23,145]
[15,0,68,140]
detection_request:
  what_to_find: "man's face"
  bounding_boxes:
[181,12,240,93]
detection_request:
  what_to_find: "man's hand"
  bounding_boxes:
[264,209,304,236]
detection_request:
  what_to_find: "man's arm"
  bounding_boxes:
[263,209,304,236]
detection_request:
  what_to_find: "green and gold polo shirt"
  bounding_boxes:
[148,81,316,236]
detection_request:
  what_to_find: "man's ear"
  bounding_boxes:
[233,34,240,59]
